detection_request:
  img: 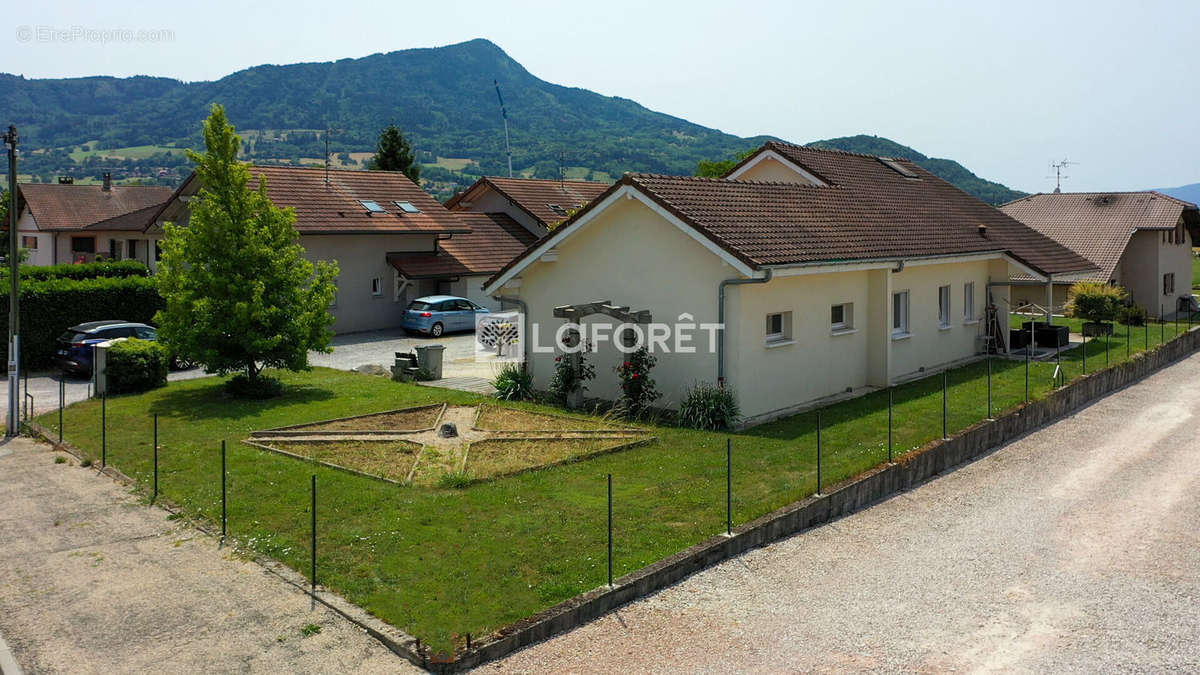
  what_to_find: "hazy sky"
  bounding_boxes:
[5,0,1198,192]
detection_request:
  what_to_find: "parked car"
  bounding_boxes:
[401,295,489,337]
[54,320,157,376]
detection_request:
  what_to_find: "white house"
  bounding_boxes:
[1001,191,1199,318]
[16,175,171,266]
[483,142,1096,424]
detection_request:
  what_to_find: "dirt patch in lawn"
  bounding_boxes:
[409,444,468,487]
[276,404,443,432]
[473,405,620,432]
[465,437,649,480]
[264,440,421,484]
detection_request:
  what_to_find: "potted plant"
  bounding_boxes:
[1066,282,1127,337]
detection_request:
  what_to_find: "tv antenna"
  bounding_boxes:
[494,80,513,178]
[1047,158,1076,193]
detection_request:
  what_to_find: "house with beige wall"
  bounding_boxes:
[16,175,170,267]
[150,165,472,333]
[484,142,1095,424]
[447,176,610,233]
[1001,192,1199,318]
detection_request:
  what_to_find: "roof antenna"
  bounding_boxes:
[324,125,331,185]
[1047,158,1076,193]
[494,80,513,178]
[558,149,566,190]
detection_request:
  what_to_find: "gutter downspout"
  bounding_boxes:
[492,294,529,372]
[718,269,772,387]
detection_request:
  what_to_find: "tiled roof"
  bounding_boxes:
[241,166,469,234]
[19,183,171,231]
[485,143,1097,289]
[388,212,538,278]
[1000,191,1199,281]
[447,176,610,226]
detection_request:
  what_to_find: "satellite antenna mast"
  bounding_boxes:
[324,125,331,185]
[494,80,513,178]
[1047,158,1076,193]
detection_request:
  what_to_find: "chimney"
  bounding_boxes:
[978,223,988,238]
[102,172,111,191]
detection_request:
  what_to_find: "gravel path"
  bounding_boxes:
[484,350,1200,672]
[0,437,420,674]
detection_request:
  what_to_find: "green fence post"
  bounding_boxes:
[942,370,948,439]
[221,440,227,538]
[986,353,992,419]
[607,473,613,586]
[725,438,731,535]
[310,474,317,595]
[816,411,822,496]
[1161,305,1165,345]
[887,387,893,462]
[58,378,64,444]
[152,413,158,504]
[100,391,106,469]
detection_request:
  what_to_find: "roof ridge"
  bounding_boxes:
[628,173,832,189]
[1007,190,1198,209]
[765,139,916,162]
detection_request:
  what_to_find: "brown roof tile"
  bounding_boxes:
[447,176,609,226]
[388,212,538,278]
[1000,191,1199,281]
[241,166,469,234]
[19,183,171,231]
[486,143,1098,288]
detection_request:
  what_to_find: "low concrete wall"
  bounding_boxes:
[446,326,1200,672]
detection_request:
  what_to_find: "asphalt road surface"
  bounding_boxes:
[485,350,1200,672]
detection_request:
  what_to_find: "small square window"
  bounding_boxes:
[1164,273,1175,295]
[359,200,386,213]
[963,282,975,321]
[393,201,421,214]
[831,303,853,332]
[547,203,569,217]
[371,277,382,296]
[20,236,37,250]
[765,311,792,345]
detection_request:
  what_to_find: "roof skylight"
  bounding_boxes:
[547,203,569,217]
[393,200,421,214]
[879,158,920,179]
[359,200,386,213]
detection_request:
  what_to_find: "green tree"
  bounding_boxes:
[0,188,9,254]
[694,148,757,178]
[155,104,338,396]
[368,123,420,181]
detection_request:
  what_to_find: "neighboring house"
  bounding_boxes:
[483,141,1095,424]
[149,166,471,334]
[446,176,610,232]
[16,175,171,267]
[1000,192,1199,318]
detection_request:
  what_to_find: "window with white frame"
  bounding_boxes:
[371,277,382,296]
[831,303,854,332]
[1164,272,1175,295]
[765,311,792,345]
[892,291,909,336]
[963,282,975,321]
[938,285,951,328]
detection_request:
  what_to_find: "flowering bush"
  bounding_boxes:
[549,341,595,406]
[615,347,659,416]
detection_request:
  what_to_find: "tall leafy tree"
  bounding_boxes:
[156,104,338,396]
[694,148,757,178]
[368,123,420,181]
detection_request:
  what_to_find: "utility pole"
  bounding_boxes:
[4,125,19,436]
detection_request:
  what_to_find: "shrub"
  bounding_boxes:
[0,275,163,369]
[14,260,150,282]
[105,338,168,394]
[549,348,595,406]
[224,373,284,399]
[1066,282,1127,323]
[437,471,473,489]
[615,347,660,416]
[492,363,533,401]
[1118,303,1147,326]
[677,382,740,431]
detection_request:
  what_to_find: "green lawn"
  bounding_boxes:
[1192,252,1199,289]
[35,319,1194,654]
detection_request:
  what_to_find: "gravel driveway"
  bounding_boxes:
[0,437,419,674]
[486,350,1200,672]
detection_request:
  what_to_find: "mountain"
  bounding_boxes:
[1153,183,1200,206]
[0,38,1025,204]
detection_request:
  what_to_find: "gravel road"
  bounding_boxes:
[484,350,1200,672]
[0,437,420,674]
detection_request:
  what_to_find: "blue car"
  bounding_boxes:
[401,295,489,338]
[54,320,157,376]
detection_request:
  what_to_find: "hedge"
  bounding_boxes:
[11,260,150,282]
[0,276,163,370]
[105,338,168,394]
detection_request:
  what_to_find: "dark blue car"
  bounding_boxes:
[54,320,157,376]
[400,295,489,337]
